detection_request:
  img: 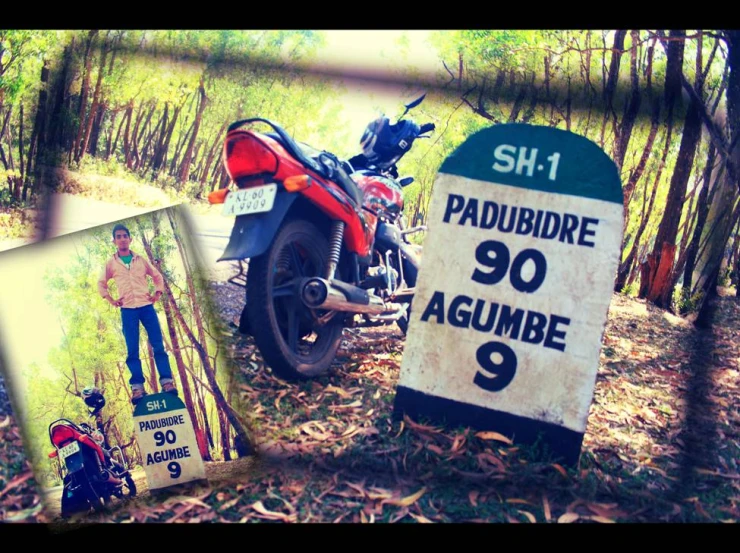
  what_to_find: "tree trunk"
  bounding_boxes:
[115,361,132,404]
[682,143,717,296]
[197,124,226,194]
[178,77,207,185]
[169,93,197,176]
[146,103,168,172]
[87,103,105,157]
[23,61,50,200]
[112,105,131,160]
[49,44,73,150]
[655,100,703,308]
[520,74,540,125]
[622,44,658,215]
[132,102,155,171]
[599,30,627,149]
[153,102,181,176]
[178,322,215,450]
[620,122,673,293]
[71,30,98,165]
[105,109,118,160]
[689,31,740,319]
[614,30,642,172]
[507,73,529,123]
[671,170,702,284]
[642,31,702,308]
[15,102,24,200]
[125,102,143,170]
[137,109,164,172]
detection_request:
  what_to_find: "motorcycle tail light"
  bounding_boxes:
[223,131,278,183]
[51,425,77,447]
[48,450,58,458]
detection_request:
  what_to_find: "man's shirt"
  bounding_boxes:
[98,251,164,308]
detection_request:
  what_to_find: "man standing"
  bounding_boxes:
[98,224,178,405]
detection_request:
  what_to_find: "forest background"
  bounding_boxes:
[0,206,254,495]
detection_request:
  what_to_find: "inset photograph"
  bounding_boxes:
[0,205,256,523]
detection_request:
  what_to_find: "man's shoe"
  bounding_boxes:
[131,387,147,405]
[162,381,178,396]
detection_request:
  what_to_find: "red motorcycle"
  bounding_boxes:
[48,387,136,518]
[210,95,434,380]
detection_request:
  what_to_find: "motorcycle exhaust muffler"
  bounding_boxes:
[300,277,388,315]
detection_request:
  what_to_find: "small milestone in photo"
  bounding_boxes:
[0,205,257,524]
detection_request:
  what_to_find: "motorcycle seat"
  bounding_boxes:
[265,132,323,162]
[264,132,364,208]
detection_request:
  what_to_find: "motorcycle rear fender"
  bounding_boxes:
[219,189,299,261]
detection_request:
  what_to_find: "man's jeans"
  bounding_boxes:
[121,304,173,387]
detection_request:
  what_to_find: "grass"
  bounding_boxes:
[0,207,36,240]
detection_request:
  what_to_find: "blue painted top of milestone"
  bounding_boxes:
[440,124,623,205]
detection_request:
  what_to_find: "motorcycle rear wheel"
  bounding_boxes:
[60,487,87,519]
[84,480,107,513]
[247,218,344,380]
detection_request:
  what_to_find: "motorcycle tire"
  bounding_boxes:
[60,488,87,519]
[238,304,252,336]
[246,218,344,380]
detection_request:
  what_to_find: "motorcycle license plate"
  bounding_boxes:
[222,184,277,217]
[58,441,80,460]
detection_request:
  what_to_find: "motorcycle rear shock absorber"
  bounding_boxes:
[325,221,345,280]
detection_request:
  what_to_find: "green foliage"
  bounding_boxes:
[717,265,733,287]
[672,285,701,314]
[621,282,639,297]
[0,30,58,104]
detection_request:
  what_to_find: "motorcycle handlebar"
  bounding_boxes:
[419,122,435,135]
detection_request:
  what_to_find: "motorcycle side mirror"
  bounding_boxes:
[398,93,427,121]
[399,176,414,187]
[405,94,426,110]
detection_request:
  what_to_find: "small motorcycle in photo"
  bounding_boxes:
[48,387,137,518]
[211,94,434,380]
